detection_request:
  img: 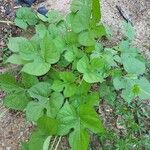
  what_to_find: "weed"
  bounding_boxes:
[0,0,149,149]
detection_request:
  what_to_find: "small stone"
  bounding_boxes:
[6,147,12,150]
[37,6,48,15]
[20,131,24,136]
[16,0,36,6]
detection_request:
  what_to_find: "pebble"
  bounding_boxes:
[5,5,12,16]
[0,6,5,13]
[16,0,36,6]
[37,6,48,15]
[6,147,12,150]
[23,0,36,5]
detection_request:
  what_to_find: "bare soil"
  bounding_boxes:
[0,0,150,150]
[38,0,150,58]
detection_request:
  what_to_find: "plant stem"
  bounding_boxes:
[50,136,57,150]
[0,20,15,25]
[42,136,51,150]
[54,136,62,150]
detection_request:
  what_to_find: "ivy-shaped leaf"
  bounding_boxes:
[122,22,135,41]
[26,100,47,122]
[28,82,51,100]
[7,33,61,76]
[69,128,90,150]
[46,10,62,24]
[77,56,107,83]
[0,74,23,92]
[64,46,84,69]
[15,7,38,30]
[21,72,39,88]
[3,91,30,111]
[57,101,78,135]
[51,72,77,97]
[133,77,150,100]
[70,81,91,107]
[25,130,48,150]
[37,116,58,135]
[78,31,95,46]
[72,5,91,33]
[46,92,64,118]
[121,53,145,75]
[57,102,105,134]
[0,73,37,110]
[78,104,105,134]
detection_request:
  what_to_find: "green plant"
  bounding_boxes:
[0,0,150,149]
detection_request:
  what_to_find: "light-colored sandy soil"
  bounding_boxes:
[101,0,150,58]
[0,0,149,149]
[37,0,150,58]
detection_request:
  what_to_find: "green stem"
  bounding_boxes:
[50,136,57,150]
[43,136,51,150]
[54,136,62,150]
[79,77,84,85]
[0,20,15,25]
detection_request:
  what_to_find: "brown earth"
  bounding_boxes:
[0,0,150,150]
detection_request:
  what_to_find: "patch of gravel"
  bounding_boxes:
[0,107,33,150]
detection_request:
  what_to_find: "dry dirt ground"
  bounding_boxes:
[0,0,150,150]
[38,0,150,58]
[101,0,150,59]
